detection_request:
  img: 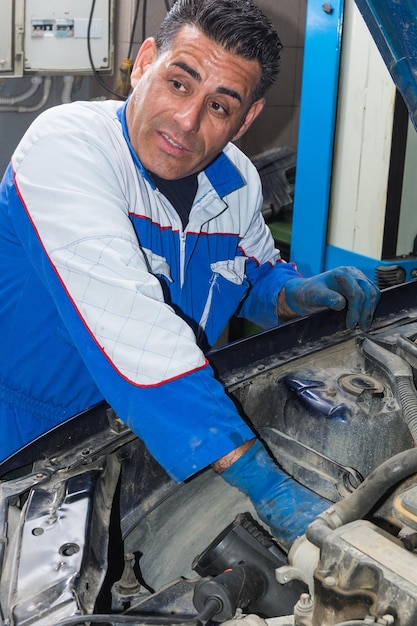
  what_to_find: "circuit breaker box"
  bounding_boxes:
[23,0,113,74]
[0,0,17,74]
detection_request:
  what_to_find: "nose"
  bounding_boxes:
[173,97,203,133]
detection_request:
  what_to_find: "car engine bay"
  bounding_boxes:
[2,281,417,626]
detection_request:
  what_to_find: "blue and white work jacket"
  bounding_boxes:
[0,99,299,480]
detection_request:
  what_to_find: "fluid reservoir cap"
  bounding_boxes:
[338,373,384,397]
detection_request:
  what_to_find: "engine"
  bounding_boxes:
[2,284,417,626]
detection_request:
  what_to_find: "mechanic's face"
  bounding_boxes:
[126,25,264,179]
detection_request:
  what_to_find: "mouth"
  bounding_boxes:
[159,131,191,155]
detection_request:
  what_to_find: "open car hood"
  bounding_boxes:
[354,0,417,129]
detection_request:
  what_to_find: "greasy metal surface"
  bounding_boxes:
[314,520,417,625]
[0,438,122,626]
[13,473,95,625]
[209,280,417,387]
[259,427,363,501]
[0,404,136,478]
[224,335,413,481]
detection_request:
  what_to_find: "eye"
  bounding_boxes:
[170,79,187,93]
[209,101,228,117]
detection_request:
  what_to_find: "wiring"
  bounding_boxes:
[87,0,127,99]
[88,0,174,100]
[127,0,141,60]
[141,0,148,44]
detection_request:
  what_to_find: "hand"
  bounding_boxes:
[219,440,330,551]
[284,266,380,331]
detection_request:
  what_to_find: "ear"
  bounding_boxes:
[232,98,265,141]
[130,37,158,88]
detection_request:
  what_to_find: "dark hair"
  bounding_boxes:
[155,0,283,102]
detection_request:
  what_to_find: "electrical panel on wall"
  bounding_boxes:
[0,0,14,73]
[23,0,113,74]
[0,0,25,76]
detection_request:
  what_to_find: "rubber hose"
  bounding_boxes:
[396,376,417,444]
[307,447,417,547]
[359,337,417,444]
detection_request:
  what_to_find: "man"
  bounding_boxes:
[0,0,379,550]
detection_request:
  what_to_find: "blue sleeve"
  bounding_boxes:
[5,163,255,482]
[54,274,255,481]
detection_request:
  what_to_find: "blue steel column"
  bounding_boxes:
[290,0,344,277]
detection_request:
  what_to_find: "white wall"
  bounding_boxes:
[328,0,396,259]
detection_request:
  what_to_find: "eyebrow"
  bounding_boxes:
[172,61,242,103]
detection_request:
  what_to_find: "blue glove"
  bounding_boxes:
[284,266,380,331]
[220,440,330,551]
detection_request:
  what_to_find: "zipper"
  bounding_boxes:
[179,230,186,288]
[197,272,218,343]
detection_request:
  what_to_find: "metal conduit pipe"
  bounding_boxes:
[306,447,417,547]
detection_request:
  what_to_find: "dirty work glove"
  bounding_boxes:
[284,266,380,331]
[220,440,330,551]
